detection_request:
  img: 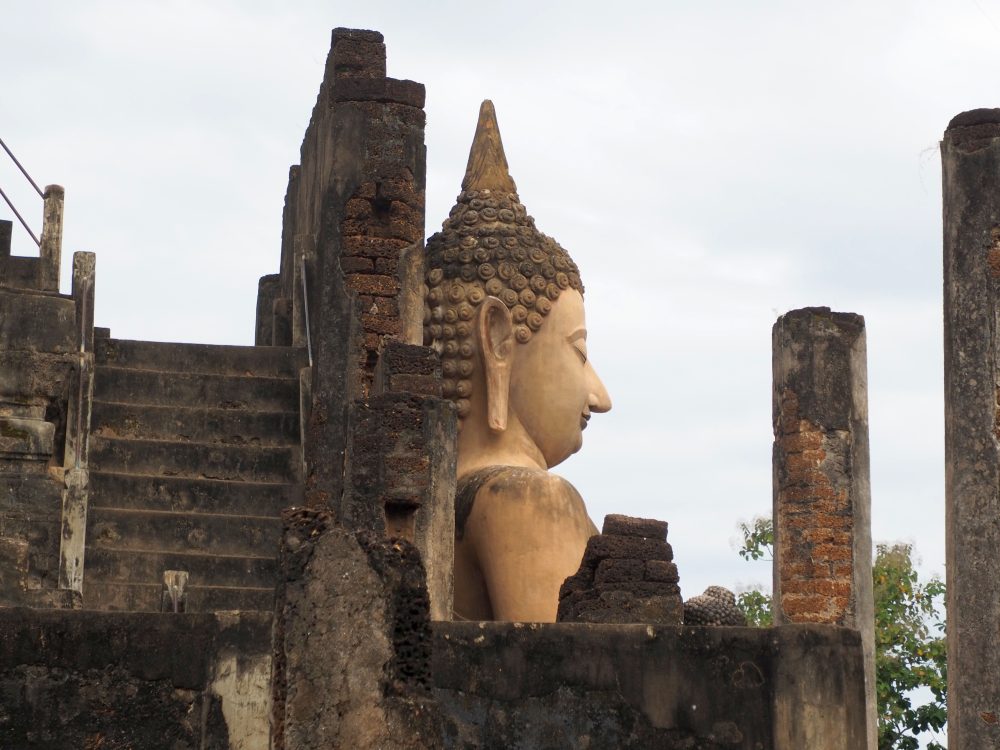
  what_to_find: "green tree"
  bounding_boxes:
[735,518,774,627]
[735,518,947,750]
[873,543,946,750]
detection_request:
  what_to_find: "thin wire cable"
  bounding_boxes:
[0,184,40,246]
[0,136,44,198]
[300,256,313,367]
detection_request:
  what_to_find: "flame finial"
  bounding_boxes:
[462,100,517,195]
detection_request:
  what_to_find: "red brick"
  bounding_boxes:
[347,274,399,296]
[811,543,852,562]
[644,560,680,583]
[801,528,852,546]
[385,455,430,475]
[780,593,834,620]
[362,313,402,335]
[345,198,373,219]
[388,374,442,397]
[357,296,399,317]
[780,578,851,599]
[377,171,420,202]
[779,431,824,452]
[779,485,840,503]
[354,181,377,199]
[594,558,645,584]
[780,560,832,579]
[342,235,408,258]
[340,256,374,274]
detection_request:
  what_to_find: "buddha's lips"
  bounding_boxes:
[581,414,590,430]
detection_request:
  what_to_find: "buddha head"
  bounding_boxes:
[424,101,611,470]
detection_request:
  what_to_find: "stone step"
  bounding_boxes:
[84,547,277,589]
[89,436,300,484]
[86,507,281,557]
[91,401,300,446]
[96,338,307,378]
[83,580,275,613]
[89,471,301,517]
[94,366,299,411]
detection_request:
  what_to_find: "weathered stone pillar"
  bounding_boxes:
[272,508,441,750]
[942,108,1000,749]
[58,251,96,595]
[772,307,875,749]
[343,343,457,620]
[38,184,63,292]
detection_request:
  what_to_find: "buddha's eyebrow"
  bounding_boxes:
[567,329,587,343]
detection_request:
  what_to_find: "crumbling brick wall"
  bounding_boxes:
[0,609,271,749]
[773,387,854,624]
[341,172,424,389]
[558,514,682,625]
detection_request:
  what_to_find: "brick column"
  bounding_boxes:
[942,108,1000,749]
[772,306,875,749]
[264,29,455,615]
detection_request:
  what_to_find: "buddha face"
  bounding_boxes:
[508,289,611,468]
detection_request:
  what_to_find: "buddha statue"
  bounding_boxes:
[423,101,612,622]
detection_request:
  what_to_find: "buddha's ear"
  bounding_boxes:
[477,296,514,432]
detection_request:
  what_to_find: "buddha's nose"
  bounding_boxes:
[587,363,612,414]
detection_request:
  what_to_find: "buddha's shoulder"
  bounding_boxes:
[456,466,596,540]
[460,465,576,497]
[457,465,584,515]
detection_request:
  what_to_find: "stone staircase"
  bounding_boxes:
[83,338,307,612]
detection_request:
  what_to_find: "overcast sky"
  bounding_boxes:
[4,1,997,598]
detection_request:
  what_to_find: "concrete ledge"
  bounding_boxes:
[331,77,426,108]
[0,417,54,459]
[433,622,867,749]
[0,289,75,353]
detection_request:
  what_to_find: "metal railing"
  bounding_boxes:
[0,135,42,246]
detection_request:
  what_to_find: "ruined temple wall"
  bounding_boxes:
[433,622,868,750]
[0,608,272,749]
[0,218,95,607]
[252,29,455,618]
[272,505,868,750]
[263,28,430,512]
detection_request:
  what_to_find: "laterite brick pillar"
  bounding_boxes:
[772,307,875,749]
[942,108,1000,749]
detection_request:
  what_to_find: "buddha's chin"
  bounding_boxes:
[567,433,585,459]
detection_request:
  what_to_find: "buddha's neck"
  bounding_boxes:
[456,414,547,479]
